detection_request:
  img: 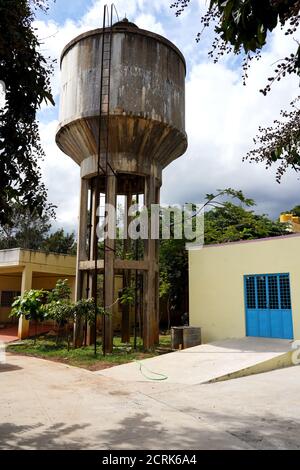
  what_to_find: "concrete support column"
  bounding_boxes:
[143,176,159,350]
[85,180,99,346]
[103,174,117,354]
[18,266,32,339]
[121,192,132,343]
[76,178,89,300]
[74,178,89,347]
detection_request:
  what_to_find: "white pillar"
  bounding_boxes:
[18,266,32,339]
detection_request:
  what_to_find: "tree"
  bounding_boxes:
[171,1,300,179]
[0,0,55,226]
[0,202,52,250]
[0,201,76,254]
[45,279,73,347]
[159,188,289,326]
[11,289,47,342]
[282,204,300,217]
[42,229,77,255]
[204,201,287,244]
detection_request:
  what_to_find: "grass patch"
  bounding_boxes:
[7,334,171,371]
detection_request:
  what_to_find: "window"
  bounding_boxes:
[244,273,292,311]
[0,291,21,308]
[245,276,256,309]
[268,275,279,310]
[279,274,291,310]
[256,276,267,309]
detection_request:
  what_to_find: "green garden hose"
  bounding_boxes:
[134,360,168,381]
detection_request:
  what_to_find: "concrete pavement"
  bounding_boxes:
[1,353,299,450]
[97,338,292,384]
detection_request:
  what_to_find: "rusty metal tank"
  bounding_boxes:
[55,19,187,180]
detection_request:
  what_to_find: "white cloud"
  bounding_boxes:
[162,23,300,217]
[35,0,300,230]
[39,120,80,232]
[134,13,165,35]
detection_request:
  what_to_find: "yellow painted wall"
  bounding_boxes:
[0,273,75,324]
[0,275,21,323]
[189,235,300,343]
[32,276,76,300]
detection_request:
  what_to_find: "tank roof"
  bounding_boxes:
[60,24,186,73]
[113,18,139,29]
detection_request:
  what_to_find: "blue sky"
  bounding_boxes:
[33,0,300,232]
[36,0,91,23]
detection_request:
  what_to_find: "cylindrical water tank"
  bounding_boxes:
[56,19,187,179]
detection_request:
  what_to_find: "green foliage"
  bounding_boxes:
[160,237,188,321]
[171,1,300,178]
[0,201,53,250]
[44,280,108,329]
[172,1,300,81]
[11,289,47,322]
[0,0,55,226]
[44,279,72,327]
[245,98,300,181]
[282,204,300,218]
[119,286,136,306]
[47,279,71,303]
[7,335,168,369]
[42,229,77,255]
[289,205,300,217]
[159,188,289,323]
[0,202,76,254]
[44,301,74,327]
[73,298,108,325]
[205,202,288,244]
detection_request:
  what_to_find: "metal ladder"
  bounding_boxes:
[94,4,118,356]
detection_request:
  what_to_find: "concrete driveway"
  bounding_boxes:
[98,338,292,384]
[0,353,300,450]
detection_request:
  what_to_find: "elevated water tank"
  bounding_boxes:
[56,19,187,179]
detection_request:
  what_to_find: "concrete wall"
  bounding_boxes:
[32,276,76,300]
[0,274,76,324]
[189,235,300,343]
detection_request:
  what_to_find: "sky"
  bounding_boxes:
[32,0,300,233]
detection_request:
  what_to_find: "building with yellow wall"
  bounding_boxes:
[0,248,127,341]
[189,234,300,344]
[280,213,300,233]
[0,249,76,339]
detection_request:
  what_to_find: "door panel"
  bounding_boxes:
[244,274,293,340]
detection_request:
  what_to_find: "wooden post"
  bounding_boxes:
[74,178,89,347]
[121,191,132,343]
[103,173,116,354]
[143,176,159,350]
[85,180,99,346]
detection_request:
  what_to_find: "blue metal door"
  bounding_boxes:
[244,273,294,339]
